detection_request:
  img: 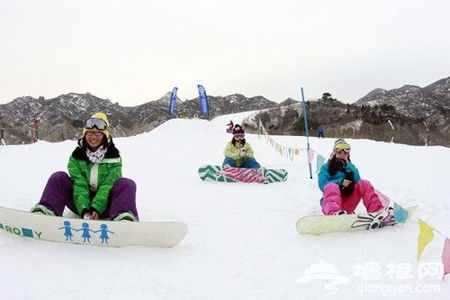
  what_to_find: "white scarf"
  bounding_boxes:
[86,147,107,164]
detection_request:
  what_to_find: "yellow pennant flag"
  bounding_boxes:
[417,219,435,261]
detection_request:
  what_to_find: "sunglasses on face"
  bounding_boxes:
[233,134,245,140]
[334,142,350,152]
[85,118,107,130]
[336,150,349,155]
[85,131,104,137]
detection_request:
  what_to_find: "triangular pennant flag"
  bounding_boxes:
[316,154,325,173]
[443,238,450,279]
[374,189,391,208]
[307,149,315,164]
[417,219,435,261]
[393,202,409,223]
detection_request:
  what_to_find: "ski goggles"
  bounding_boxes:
[85,118,107,130]
[334,141,351,152]
[233,133,245,140]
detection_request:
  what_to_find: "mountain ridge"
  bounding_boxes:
[0,76,448,146]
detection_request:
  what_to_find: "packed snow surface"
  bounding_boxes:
[0,112,449,299]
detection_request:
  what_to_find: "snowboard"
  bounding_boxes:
[0,206,187,247]
[296,205,416,235]
[198,164,288,184]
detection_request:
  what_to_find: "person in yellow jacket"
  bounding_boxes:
[222,126,261,169]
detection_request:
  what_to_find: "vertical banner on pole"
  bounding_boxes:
[169,87,178,117]
[301,87,313,179]
[197,85,210,117]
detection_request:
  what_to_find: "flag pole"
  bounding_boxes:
[301,87,313,179]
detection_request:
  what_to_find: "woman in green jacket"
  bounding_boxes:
[31,112,138,221]
[222,126,261,169]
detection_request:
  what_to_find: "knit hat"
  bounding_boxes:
[333,138,350,152]
[82,112,110,139]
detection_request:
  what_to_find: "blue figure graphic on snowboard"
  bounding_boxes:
[58,220,114,244]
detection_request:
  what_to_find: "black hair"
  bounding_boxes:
[231,137,246,146]
[80,133,110,151]
[233,124,242,130]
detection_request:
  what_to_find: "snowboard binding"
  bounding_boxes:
[352,207,395,230]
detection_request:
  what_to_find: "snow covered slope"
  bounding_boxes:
[0,113,449,299]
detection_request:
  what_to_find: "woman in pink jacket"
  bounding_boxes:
[318,139,384,215]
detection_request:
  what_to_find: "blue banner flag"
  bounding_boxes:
[169,87,178,116]
[197,85,209,116]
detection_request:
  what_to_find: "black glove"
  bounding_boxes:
[328,157,345,175]
[344,170,354,181]
[340,171,354,197]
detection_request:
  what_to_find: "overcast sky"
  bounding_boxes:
[1,0,449,106]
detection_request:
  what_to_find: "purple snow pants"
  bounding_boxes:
[321,179,384,215]
[38,171,139,220]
